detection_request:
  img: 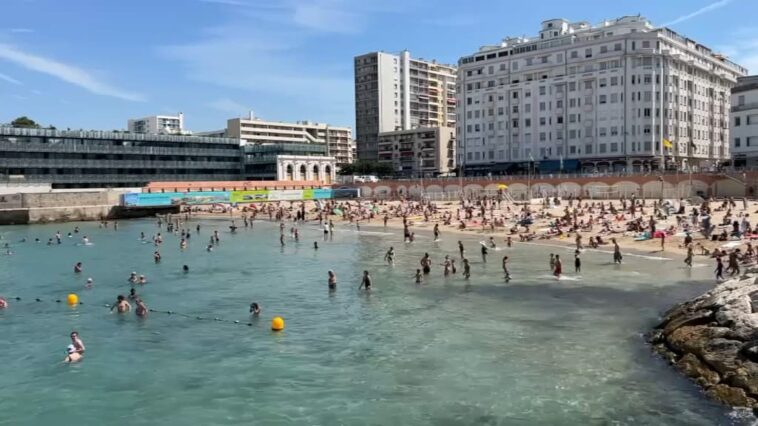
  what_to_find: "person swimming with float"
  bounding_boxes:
[63,344,82,363]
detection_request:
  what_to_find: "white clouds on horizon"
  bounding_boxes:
[0,72,22,85]
[8,28,34,33]
[0,43,145,102]
[662,0,735,27]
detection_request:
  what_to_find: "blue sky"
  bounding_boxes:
[0,0,756,133]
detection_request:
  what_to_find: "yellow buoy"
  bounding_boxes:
[67,293,79,306]
[271,316,285,331]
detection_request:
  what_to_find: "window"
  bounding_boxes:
[498,107,504,115]
[585,145,593,154]
[600,46,608,54]
[570,146,576,154]
[570,51,578,59]
[569,129,577,139]
[556,100,563,108]
[539,102,546,111]
[512,119,519,128]
[584,81,592,90]
[512,105,519,114]
[541,56,548,64]
[569,99,577,108]
[525,90,531,98]
[539,117,546,126]
[539,132,546,142]
[525,118,532,127]
[611,126,618,136]
[539,86,546,95]
[599,127,607,137]
[599,78,607,88]
[569,82,576,92]
[610,93,619,103]
[642,41,650,49]
[610,76,619,86]
[599,144,607,153]
[610,143,618,152]
[735,117,741,126]
[512,92,519,99]
[569,114,576,123]
[738,95,745,106]
[585,48,592,58]
[526,58,533,66]
[557,116,564,124]
[500,63,506,71]
[525,104,531,113]
[599,95,607,104]
[735,137,741,147]
[614,43,622,51]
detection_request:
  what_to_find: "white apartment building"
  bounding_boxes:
[226,114,354,165]
[377,127,455,177]
[456,16,747,175]
[354,50,457,161]
[128,113,185,135]
[731,76,758,167]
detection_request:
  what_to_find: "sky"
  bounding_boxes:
[0,0,757,133]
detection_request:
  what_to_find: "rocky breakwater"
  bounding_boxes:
[650,272,758,409]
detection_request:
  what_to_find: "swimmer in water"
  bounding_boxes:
[110,295,132,313]
[138,275,147,285]
[135,298,148,317]
[481,244,488,262]
[314,242,319,250]
[128,288,138,301]
[250,302,261,316]
[280,233,285,247]
[128,272,138,283]
[433,224,440,241]
[384,247,395,265]
[153,251,161,263]
[488,237,496,249]
[612,238,622,264]
[85,277,93,288]
[70,331,85,353]
[574,250,581,273]
[359,270,372,291]
[74,262,83,273]
[328,270,337,290]
[421,253,431,274]
[549,253,555,271]
[684,246,694,267]
[458,241,465,259]
[463,258,471,279]
[63,344,82,363]
[206,244,213,252]
[82,236,90,245]
[506,236,512,247]
[183,265,189,273]
[0,297,8,309]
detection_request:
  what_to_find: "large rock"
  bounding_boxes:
[652,274,758,409]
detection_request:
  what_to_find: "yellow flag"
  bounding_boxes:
[662,139,673,149]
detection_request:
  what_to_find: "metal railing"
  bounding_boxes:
[0,158,241,169]
[0,142,239,157]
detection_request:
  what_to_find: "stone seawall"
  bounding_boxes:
[0,191,173,225]
[650,273,758,410]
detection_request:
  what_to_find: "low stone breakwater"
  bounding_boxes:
[650,271,758,409]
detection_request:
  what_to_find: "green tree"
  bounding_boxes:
[10,116,40,128]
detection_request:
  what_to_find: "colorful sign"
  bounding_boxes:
[123,191,230,207]
[267,189,304,201]
[229,190,269,203]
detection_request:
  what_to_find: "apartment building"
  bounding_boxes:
[354,50,457,161]
[226,114,353,165]
[456,16,747,175]
[377,127,455,177]
[0,127,242,188]
[128,113,185,135]
[731,76,758,167]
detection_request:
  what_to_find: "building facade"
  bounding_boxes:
[456,16,747,175]
[731,76,758,167]
[242,143,335,183]
[227,115,353,165]
[354,50,457,161]
[128,113,185,135]
[377,127,455,177]
[0,127,241,188]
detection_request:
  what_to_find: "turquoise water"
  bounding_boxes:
[0,219,745,425]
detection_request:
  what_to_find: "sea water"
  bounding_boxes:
[0,219,746,425]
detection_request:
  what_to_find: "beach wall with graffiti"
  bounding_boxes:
[122,188,350,207]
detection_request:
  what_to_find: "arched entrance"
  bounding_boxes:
[313,165,320,182]
[299,165,307,180]
[324,165,332,184]
[286,164,294,180]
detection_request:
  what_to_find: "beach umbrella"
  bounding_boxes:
[497,184,508,189]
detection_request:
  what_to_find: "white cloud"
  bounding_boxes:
[292,0,363,34]
[198,0,249,6]
[715,28,758,74]
[8,28,34,33]
[0,72,22,85]
[208,98,249,115]
[662,0,735,27]
[0,43,145,102]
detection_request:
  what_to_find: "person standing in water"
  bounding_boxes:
[549,254,555,271]
[612,238,622,264]
[458,241,465,259]
[359,271,372,291]
[553,254,562,278]
[63,345,82,363]
[462,258,471,279]
[574,250,582,274]
[384,247,395,265]
[433,224,440,241]
[135,299,148,317]
[327,270,337,291]
[715,256,724,281]
[110,295,132,313]
[74,262,83,273]
[70,331,85,354]
[415,269,422,284]
[502,256,511,281]
[684,246,694,267]
[420,253,432,274]
[481,244,488,262]
[249,302,261,316]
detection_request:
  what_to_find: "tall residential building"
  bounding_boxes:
[456,16,747,175]
[354,50,457,161]
[731,76,758,167]
[377,127,455,177]
[226,114,354,165]
[128,113,185,135]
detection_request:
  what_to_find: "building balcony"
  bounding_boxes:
[0,158,242,170]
